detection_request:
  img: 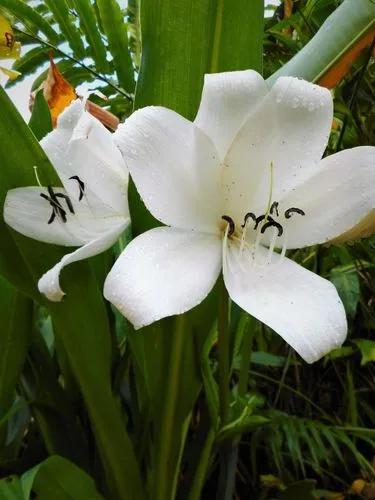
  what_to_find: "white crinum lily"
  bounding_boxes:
[4,99,130,301]
[104,70,375,363]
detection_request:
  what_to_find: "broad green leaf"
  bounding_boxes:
[70,0,108,73]
[28,90,52,140]
[0,88,143,500]
[330,266,360,319]
[0,0,59,44]
[96,0,134,91]
[0,276,31,447]
[269,0,375,84]
[132,3,264,499]
[0,476,24,499]
[354,339,375,365]
[21,456,103,500]
[44,0,86,59]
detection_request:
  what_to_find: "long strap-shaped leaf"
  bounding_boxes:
[0,87,144,500]
[44,0,86,59]
[70,0,108,73]
[131,2,263,499]
[0,0,59,44]
[268,0,375,85]
[96,0,135,92]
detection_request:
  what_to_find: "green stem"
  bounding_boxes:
[153,314,186,500]
[187,428,216,500]
[218,278,230,426]
[237,315,254,397]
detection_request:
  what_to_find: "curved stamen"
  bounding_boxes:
[260,216,283,237]
[222,215,235,237]
[55,193,75,214]
[254,214,266,230]
[241,212,257,228]
[284,207,305,219]
[270,201,279,217]
[69,175,85,201]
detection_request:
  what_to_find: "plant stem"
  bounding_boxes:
[187,428,216,500]
[218,278,230,426]
[154,314,186,500]
[238,315,254,398]
[218,315,254,500]
[217,279,235,500]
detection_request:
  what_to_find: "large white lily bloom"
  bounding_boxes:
[104,71,375,363]
[4,100,130,301]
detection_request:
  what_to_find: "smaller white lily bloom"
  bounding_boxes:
[4,100,130,301]
[105,70,375,363]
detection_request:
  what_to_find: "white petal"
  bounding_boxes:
[41,100,128,216]
[223,244,346,363]
[104,227,221,329]
[223,77,333,224]
[114,107,222,233]
[4,186,127,246]
[194,70,268,160]
[38,220,128,302]
[278,146,375,248]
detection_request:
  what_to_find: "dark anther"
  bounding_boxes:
[260,216,283,237]
[47,186,75,214]
[40,186,75,224]
[55,193,75,214]
[40,193,67,224]
[241,212,257,228]
[5,32,14,48]
[222,215,235,237]
[69,175,85,201]
[254,214,266,230]
[270,201,279,217]
[284,207,305,219]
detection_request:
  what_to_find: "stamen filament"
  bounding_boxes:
[266,227,278,265]
[33,166,43,188]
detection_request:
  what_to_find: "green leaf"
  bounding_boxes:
[44,0,86,59]
[0,476,24,499]
[28,90,52,141]
[6,47,50,88]
[31,60,95,92]
[0,87,144,500]
[70,0,108,73]
[330,266,360,319]
[354,339,375,365]
[21,456,103,500]
[0,0,59,44]
[96,0,134,91]
[217,415,269,442]
[268,0,375,84]
[0,277,31,446]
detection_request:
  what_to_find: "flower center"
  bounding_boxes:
[221,201,305,267]
[39,175,86,224]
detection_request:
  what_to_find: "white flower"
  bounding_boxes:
[104,71,375,363]
[4,100,130,301]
